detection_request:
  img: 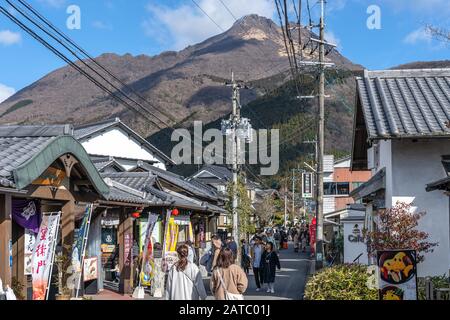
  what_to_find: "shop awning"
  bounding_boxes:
[426,176,450,192]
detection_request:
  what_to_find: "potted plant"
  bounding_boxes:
[54,250,72,300]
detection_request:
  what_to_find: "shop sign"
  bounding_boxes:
[348,224,365,243]
[302,172,314,199]
[124,233,132,267]
[139,214,158,287]
[32,212,61,300]
[12,199,41,234]
[25,230,36,275]
[377,250,418,300]
[83,257,98,282]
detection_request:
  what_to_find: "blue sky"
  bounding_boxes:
[0,0,449,102]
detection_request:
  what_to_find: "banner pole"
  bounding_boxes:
[45,212,61,301]
[75,204,93,299]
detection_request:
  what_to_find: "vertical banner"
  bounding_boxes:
[32,212,61,300]
[377,250,418,300]
[139,214,158,287]
[302,172,314,199]
[25,230,36,275]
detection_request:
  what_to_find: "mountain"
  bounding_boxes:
[0,15,362,139]
[391,60,450,70]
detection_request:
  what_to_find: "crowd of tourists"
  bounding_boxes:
[164,228,287,300]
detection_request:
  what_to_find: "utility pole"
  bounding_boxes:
[292,169,296,218]
[222,72,251,265]
[284,194,288,229]
[315,0,326,270]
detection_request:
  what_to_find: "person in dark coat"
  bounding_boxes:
[260,242,281,294]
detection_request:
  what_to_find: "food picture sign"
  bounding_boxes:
[377,250,418,300]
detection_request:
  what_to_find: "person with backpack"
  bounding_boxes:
[165,244,207,300]
[200,235,222,274]
[261,242,281,294]
[210,248,248,300]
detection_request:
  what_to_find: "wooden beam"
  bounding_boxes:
[61,200,75,252]
[118,208,134,295]
[0,193,12,286]
[12,221,26,299]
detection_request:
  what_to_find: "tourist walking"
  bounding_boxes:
[200,235,222,274]
[240,239,251,274]
[250,236,264,291]
[210,248,248,300]
[165,245,207,300]
[261,242,281,294]
[185,240,196,264]
[301,232,307,252]
[226,236,238,258]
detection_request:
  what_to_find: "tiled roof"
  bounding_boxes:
[194,165,233,180]
[102,172,168,205]
[92,157,126,172]
[356,68,450,139]
[136,162,219,201]
[0,125,110,196]
[0,136,55,183]
[74,117,175,165]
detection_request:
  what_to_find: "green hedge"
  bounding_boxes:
[304,264,378,300]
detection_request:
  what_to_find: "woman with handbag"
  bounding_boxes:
[210,248,248,300]
[165,244,207,300]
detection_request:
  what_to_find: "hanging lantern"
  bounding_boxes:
[132,212,141,219]
[172,208,179,216]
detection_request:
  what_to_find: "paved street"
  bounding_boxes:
[204,243,311,300]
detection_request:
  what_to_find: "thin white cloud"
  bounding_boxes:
[325,31,341,49]
[92,21,113,31]
[0,83,15,103]
[143,0,276,50]
[403,27,432,45]
[0,30,21,46]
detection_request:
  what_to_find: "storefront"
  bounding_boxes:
[0,125,110,300]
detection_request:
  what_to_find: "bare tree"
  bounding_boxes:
[425,24,450,43]
[254,195,276,227]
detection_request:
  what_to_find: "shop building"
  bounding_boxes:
[350,68,450,276]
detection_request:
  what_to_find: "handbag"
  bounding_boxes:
[216,269,244,300]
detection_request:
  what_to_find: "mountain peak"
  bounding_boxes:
[231,14,276,31]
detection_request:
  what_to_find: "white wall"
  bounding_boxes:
[390,139,450,277]
[81,128,167,170]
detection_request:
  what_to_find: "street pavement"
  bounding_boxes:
[88,242,311,300]
[204,242,312,300]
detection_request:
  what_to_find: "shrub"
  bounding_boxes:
[304,264,378,300]
[418,275,449,300]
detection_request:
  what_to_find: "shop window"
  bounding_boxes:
[324,182,350,195]
[337,182,350,195]
[324,182,336,195]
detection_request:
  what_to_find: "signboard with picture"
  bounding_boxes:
[83,257,98,282]
[377,249,418,300]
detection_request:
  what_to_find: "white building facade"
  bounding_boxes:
[351,69,450,277]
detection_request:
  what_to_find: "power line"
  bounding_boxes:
[14,0,176,125]
[191,0,225,32]
[0,6,165,131]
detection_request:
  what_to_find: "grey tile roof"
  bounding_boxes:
[102,172,168,205]
[194,165,233,180]
[356,68,450,139]
[136,162,219,201]
[74,117,175,165]
[0,136,55,184]
[92,157,126,172]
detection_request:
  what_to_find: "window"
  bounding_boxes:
[352,182,364,190]
[337,182,350,195]
[323,182,350,195]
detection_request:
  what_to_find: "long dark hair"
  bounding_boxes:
[175,244,189,272]
[216,248,234,269]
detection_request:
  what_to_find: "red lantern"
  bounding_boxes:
[131,212,140,219]
[172,208,179,216]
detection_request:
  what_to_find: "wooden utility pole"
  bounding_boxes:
[315,0,326,270]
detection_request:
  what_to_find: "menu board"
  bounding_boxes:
[377,250,418,300]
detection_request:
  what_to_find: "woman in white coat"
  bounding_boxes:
[165,244,207,300]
